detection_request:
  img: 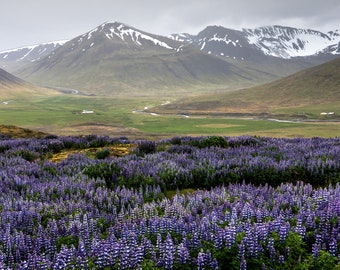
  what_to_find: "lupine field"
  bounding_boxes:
[0,134,339,269]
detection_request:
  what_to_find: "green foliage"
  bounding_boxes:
[47,141,64,153]
[17,150,38,162]
[43,165,59,176]
[312,251,339,270]
[95,148,111,159]
[213,246,240,270]
[170,136,182,145]
[141,259,163,269]
[56,235,79,252]
[87,135,111,148]
[191,136,229,148]
[0,144,9,153]
[137,140,157,155]
[282,232,310,268]
[83,162,121,189]
[40,212,52,228]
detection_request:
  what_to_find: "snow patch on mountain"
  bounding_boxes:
[106,23,173,49]
[328,29,340,39]
[170,25,340,59]
[208,34,240,47]
[0,40,68,62]
[244,26,339,58]
[0,40,67,55]
[169,33,195,43]
[83,22,176,51]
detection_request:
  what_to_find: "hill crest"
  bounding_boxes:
[153,58,340,115]
[0,68,59,99]
[15,22,274,95]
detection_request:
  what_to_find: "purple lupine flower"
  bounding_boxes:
[225,223,236,249]
[135,245,144,267]
[312,243,320,260]
[210,258,219,270]
[119,242,131,270]
[240,256,247,270]
[177,242,189,265]
[279,222,290,242]
[197,249,205,270]
[294,219,306,238]
[278,254,284,265]
[328,238,337,257]
[164,233,175,269]
[238,239,246,261]
[213,229,223,250]
[191,232,199,249]
[267,237,276,262]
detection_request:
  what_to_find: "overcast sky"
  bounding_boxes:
[1,0,339,51]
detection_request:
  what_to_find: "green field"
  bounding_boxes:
[1,93,340,138]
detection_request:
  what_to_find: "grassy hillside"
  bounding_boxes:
[0,68,60,99]
[2,58,340,139]
[20,49,272,97]
[153,58,340,118]
[15,22,278,96]
[0,125,48,138]
[1,93,340,139]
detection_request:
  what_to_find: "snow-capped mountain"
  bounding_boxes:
[18,21,263,95]
[56,21,185,57]
[2,24,339,66]
[321,29,340,55]
[244,26,339,58]
[8,22,340,95]
[170,25,340,60]
[170,26,264,61]
[96,21,184,51]
[0,40,67,63]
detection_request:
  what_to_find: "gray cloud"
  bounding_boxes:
[1,0,339,51]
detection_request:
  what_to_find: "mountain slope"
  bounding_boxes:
[0,68,58,99]
[0,67,26,87]
[154,58,340,114]
[0,125,48,139]
[171,25,340,60]
[17,22,273,95]
[170,26,264,61]
[11,23,340,96]
[244,26,337,58]
[0,41,67,72]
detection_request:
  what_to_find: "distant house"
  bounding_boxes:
[320,112,335,116]
[81,110,94,114]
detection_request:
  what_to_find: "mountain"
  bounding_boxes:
[152,58,340,115]
[8,23,340,96]
[16,22,273,95]
[320,30,340,55]
[0,125,48,139]
[0,67,26,87]
[170,26,264,61]
[170,25,340,60]
[0,41,67,72]
[0,68,58,99]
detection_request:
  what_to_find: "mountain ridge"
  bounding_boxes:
[170,25,340,60]
[0,67,59,99]
[0,41,67,71]
[15,21,274,95]
[2,24,339,64]
[5,22,340,96]
[0,67,26,87]
[152,58,340,115]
